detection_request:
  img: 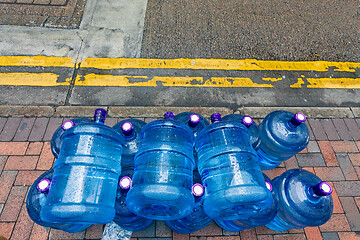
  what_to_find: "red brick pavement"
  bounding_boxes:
[0,116,359,240]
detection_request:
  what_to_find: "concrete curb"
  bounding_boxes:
[0,105,357,118]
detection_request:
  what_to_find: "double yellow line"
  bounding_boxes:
[1,56,360,88]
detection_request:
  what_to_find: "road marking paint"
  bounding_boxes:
[306,78,360,89]
[0,56,75,68]
[263,77,283,82]
[80,58,360,72]
[75,74,273,87]
[0,73,69,86]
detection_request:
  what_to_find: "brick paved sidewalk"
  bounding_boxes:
[0,115,359,240]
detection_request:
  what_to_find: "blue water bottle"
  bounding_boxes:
[194,113,273,220]
[51,117,92,159]
[126,112,195,220]
[41,109,125,224]
[174,112,210,167]
[174,112,210,137]
[222,114,261,151]
[114,167,153,231]
[165,170,212,234]
[112,119,147,168]
[266,169,333,231]
[215,173,277,232]
[257,111,310,169]
[26,169,91,233]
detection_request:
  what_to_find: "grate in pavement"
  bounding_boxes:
[0,0,86,29]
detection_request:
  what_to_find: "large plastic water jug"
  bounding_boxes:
[174,112,210,137]
[165,170,212,234]
[215,173,277,232]
[257,111,310,169]
[26,169,91,233]
[194,113,273,220]
[51,117,92,159]
[41,109,125,224]
[112,119,147,168]
[266,169,333,231]
[222,114,261,151]
[114,167,153,231]
[126,112,195,220]
[174,112,210,167]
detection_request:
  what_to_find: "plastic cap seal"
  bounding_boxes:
[121,122,134,136]
[192,183,204,197]
[211,113,222,123]
[265,180,273,192]
[241,116,254,128]
[290,112,306,127]
[62,120,75,130]
[37,178,51,193]
[189,114,200,127]
[119,176,132,190]
[313,181,332,196]
[94,108,107,123]
[164,112,175,120]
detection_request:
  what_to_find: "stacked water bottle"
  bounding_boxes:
[26,108,334,235]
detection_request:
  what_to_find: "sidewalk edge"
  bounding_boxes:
[0,105,356,118]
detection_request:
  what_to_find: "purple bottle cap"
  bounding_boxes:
[164,112,175,120]
[121,122,134,136]
[241,116,254,128]
[192,183,204,197]
[313,181,332,196]
[119,176,132,190]
[211,113,222,123]
[94,108,107,123]
[290,112,306,127]
[36,178,51,193]
[189,114,200,127]
[265,180,273,192]
[62,120,75,130]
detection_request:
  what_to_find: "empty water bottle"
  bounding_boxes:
[126,112,195,220]
[257,111,310,169]
[194,113,272,220]
[266,169,333,231]
[113,119,147,168]
[114,167,153,231]
[51,117,91,159]
[41,109,125,224]
[174,112,210,167]
[222,114,261,151]
[174,112,210,137]
[165,170,212,234]
[26,169,91,233]
[215,173,277,232]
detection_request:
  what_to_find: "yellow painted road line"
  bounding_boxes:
[0,56,75,68]
[307,78,360,89]
[75,74,273,87]
[80,58,360,72]
[0,73,69,86]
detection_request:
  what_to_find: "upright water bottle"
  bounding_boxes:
[26,169,91,233]
[174,112,210,137]
[266,169,333,231]
[114,168,153,231]
[257,111,310,169]
[194,113,273,220]
[126,112,195,220]
[112,119,147,168]
[41,109,125,224]
[222,114,261,151]
[51,117,92,158]
[215,173,277,232]
[165,170,212,234]
[174,112,210,167]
